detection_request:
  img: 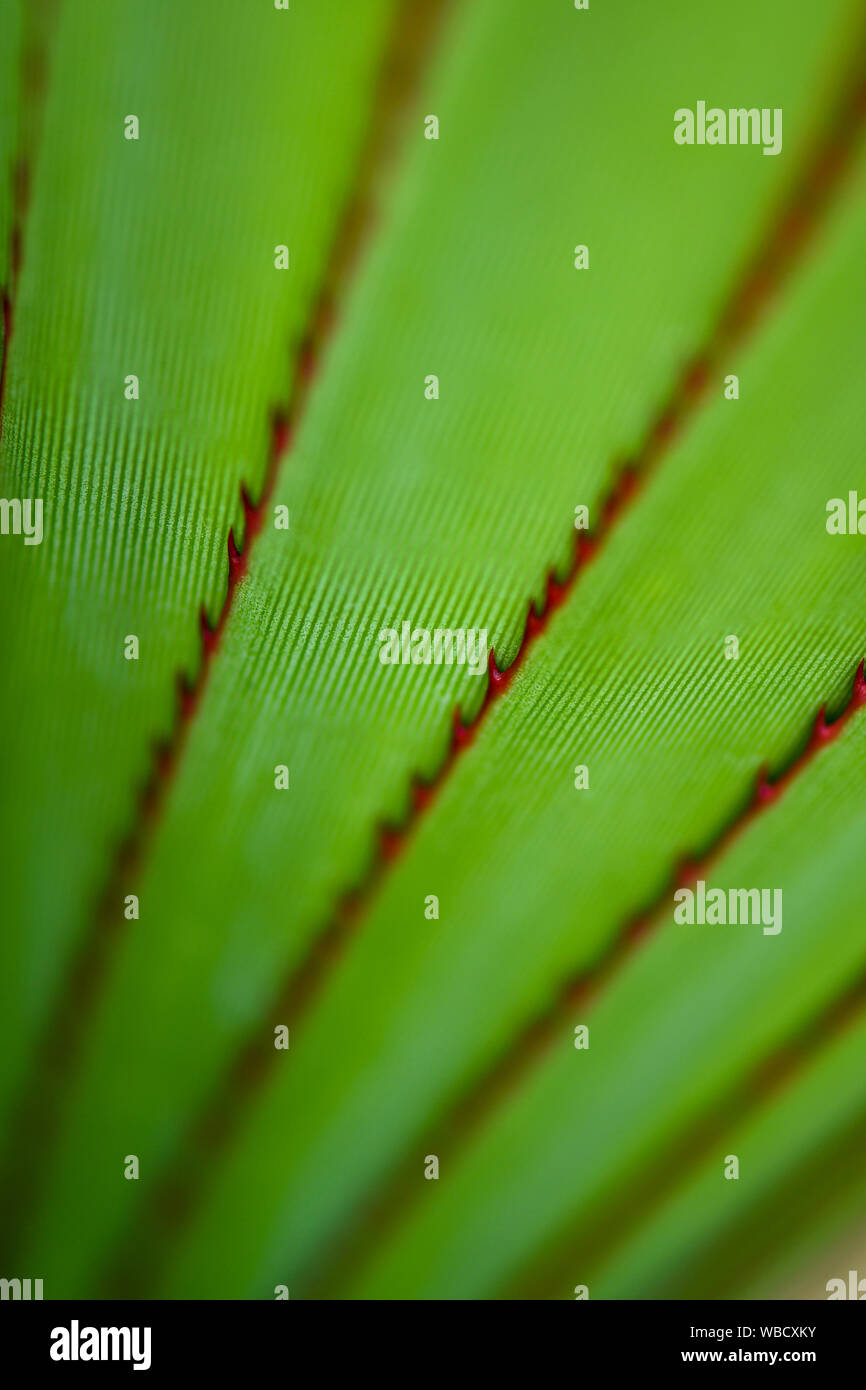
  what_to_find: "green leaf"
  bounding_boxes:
[594,980,866,1299]
[349,712,866,1298]
[160,146,866,1298]
[0,0,395,1110]
[3,0,866,1302]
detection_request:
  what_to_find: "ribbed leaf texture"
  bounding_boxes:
[2,0,866,1300]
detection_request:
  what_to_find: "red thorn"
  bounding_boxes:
[177,675,196,720]
[627,915,651,943]
[227,528,243,577]
[155,741,173,780]
[488,649,506,688]
[852,660,866,705]
[379,825,403,862]
[412,780,433,813]
[565,979,589,1008]
[272,414,291,460]
[575,532,597,565]
[652,410,677,445]
[601,463,640,525]
[199,606,217,656]
[525,601,544,638]
[452,709,473,750]
[754,766,778,805]
[675,857,698,888]
[683,356,710,400]
[810,705,834,748]
[619,464,640,501]
[545,571,567,610]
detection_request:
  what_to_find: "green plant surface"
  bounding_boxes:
[149,147,866,1298]
[0,0,395,1116]
[3,0,866,1302]
[28,122,866,1301]
[12,0,864,1296]
[349,713,866,1299]
[593,986,866,1299]
[0,1,21,289]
